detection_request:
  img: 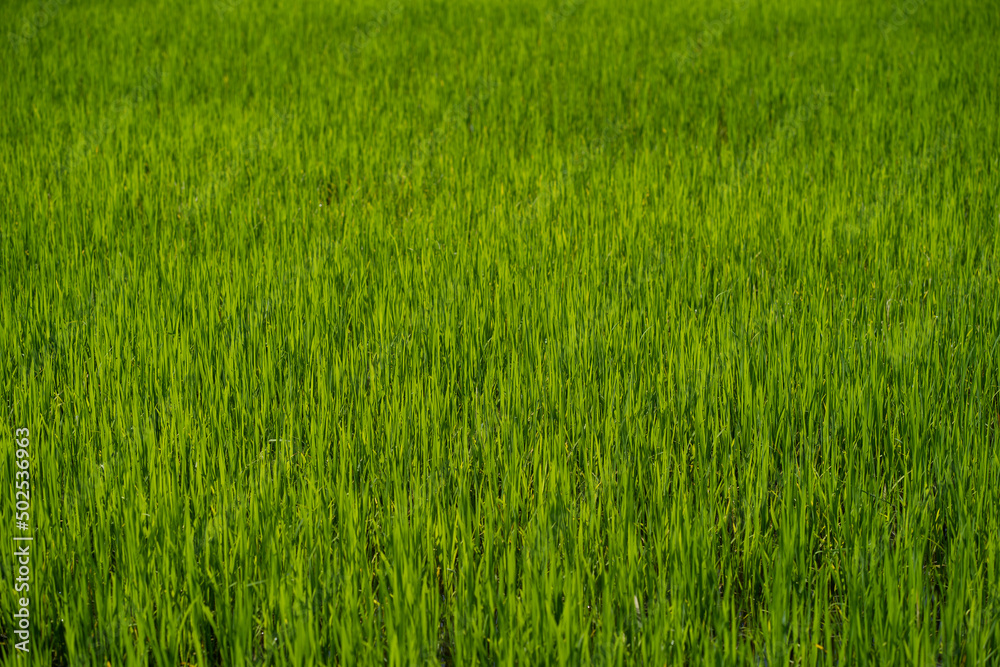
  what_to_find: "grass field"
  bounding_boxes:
[2,0,999,664]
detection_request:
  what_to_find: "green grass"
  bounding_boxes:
[2,0,999,664]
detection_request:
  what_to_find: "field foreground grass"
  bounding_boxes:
[1,0,999,664]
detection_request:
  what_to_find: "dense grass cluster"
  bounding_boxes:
[2,0,999,664]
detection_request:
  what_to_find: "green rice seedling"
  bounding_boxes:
[1,0,998,664]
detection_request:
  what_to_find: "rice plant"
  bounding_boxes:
[1,0,998,664]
